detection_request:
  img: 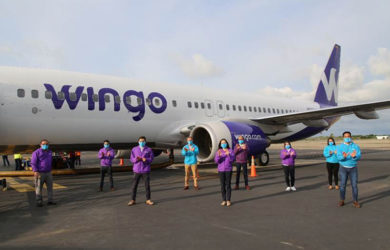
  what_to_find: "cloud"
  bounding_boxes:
[174,53,223,79]
[368,48,390,77]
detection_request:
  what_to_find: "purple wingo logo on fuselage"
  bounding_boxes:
[44,83,167,121]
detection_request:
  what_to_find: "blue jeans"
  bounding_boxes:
[339,166,358,201]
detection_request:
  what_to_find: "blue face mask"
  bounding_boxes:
[188,140,193,145]
[221,143,227,149]
[139,141,146,147]
[344,137,352,143]
[329,142,334,146]
[238,140,244,145]
[104,144,110,148]
[41,144,49,150]
[285,145,291,149]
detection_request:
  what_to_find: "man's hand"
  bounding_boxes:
[136,156,142,162]
[34,172,40,178]
[184,148,188,152]
[351,150,357,158]
[241,145,246,150]
[190,147,195,151]
[142,158,146,162]
[342,152,348,158]
[329,151,333,155]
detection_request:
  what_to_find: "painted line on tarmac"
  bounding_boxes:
[280,241,305,249]
[211,223,257,237]
[6,177,67,193]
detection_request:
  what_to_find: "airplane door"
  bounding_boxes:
[216,100,225,118]
[204,100,214,117]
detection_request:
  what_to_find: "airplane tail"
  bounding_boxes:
[314,44,340,108]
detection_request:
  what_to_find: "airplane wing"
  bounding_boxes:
[250,100,390,126]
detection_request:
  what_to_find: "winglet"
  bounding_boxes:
[314,44,341,107]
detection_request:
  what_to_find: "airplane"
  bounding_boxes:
[0,44,389,165]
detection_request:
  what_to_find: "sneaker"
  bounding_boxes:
[226,201,232,207]
[245,185,251,190]
[335,185,340,190]
[127,200,136,206]
[184,186,189,190]
[338,200,345,207]
[353,201,361,208]
[47,201,57,206]
[194,186,199,190]
[234,185,239,190]
[291,186,296,191]
[146,200,154,205]
[328,185,333,190]
[98,187,103,192]
[285,187,291,191]
[220,201,226,206]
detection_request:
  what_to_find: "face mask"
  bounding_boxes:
[344,138,351,143]
[104,144,110,149]
[238,140,244,145]
[285,145,291,149]
[41,144,49,150]
[139,141,146,147]
[221,143,227,149]
[188,140,193,145]
[329,142,334,146]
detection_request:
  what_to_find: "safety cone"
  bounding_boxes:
[119,158,124,166]
[249,155,257,177]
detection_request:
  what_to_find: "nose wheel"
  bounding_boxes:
[259,151,269,166]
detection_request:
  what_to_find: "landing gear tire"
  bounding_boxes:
[259,151,269,166]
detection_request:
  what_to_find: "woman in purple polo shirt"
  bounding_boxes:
[214,139,235,207]
[280,141,297,191]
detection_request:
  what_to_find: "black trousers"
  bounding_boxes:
[2,156,9,166]
[282,165,295,187]
[236,163,248,186]
[15,159,22,170]
[131,173,151,201]
[326,162,339,185]
[100,166,114,188]
[219,171,232,201]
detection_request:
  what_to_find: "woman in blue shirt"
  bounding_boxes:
[323,137,339,190]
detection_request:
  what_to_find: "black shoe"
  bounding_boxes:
[98,187,103,192]
[36,202,43,207]
[47,202,57,206]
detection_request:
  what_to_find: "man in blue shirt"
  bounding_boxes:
[181,137,199,190]
[336,131,361,208]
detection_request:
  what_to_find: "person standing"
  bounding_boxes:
[98,140,115,191]
[234,136,250,190]
[336,131,361,208]
[181,137,200,190]
[14,153,23,171]
[280,141,297,191]
[75,151,81,165]
[215,139,235,207]
[128,136,154,206]
[323,137,340,190]
[31,139,56,207]
[2,155,10,167]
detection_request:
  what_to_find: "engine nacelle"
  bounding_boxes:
[190,121,270,162]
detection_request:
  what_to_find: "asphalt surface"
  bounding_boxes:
[0,149,389,250]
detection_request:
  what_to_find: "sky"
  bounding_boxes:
[1,0,390,136]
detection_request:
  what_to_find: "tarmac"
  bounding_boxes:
[0,140,389,249]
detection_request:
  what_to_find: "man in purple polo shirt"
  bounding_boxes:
[234,135,251,190]
[128,136,154,206]
[98,140,115,192]
[31,139,56,207]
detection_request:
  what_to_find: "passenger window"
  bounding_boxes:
[81,93,87,101]
[207,103,211,109]
[58,92,65,101]
[272,108,275,114]
[226,104,230,111]
[281,109,284,114]
[200,102,205,109]
[277,109,280,114]
[114,96,121,104]
[249,106,252,112]
[45,91,52,99]
[219,104,223,110]
[31,90,39,99]
[187,101,192,108]
[238,105,242,111]
[267,108,271,113]
[254,107,257,112]
[243,106,247,112]
[17,89,25,98]
[194,102,199,109]
[258,107,261,113]
[232,105,236,111]
[70,92,77,101]
[263,107,266,113]
[104,95,110,103]
[172,100,177,107]
[93,94,99,102]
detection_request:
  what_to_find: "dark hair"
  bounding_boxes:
[218,138,230,149]
[103,140,110,144]
[327,137,336,145]
[283,141,291,148]
[138,136,146,141]
[40,139,49,144]
[343,131,351,137]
